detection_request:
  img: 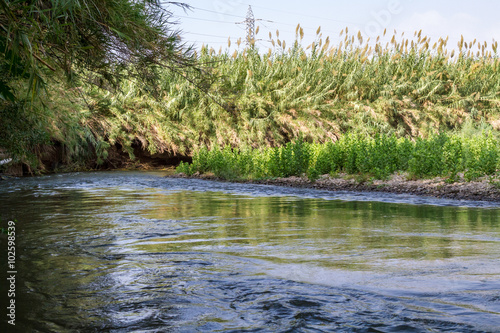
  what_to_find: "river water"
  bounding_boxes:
[0,171,499,332]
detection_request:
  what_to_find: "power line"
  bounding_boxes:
[177,15,235,24]
[178,4,469,50]
[177,5,351,38]
[241,3,361,26]
[243,4,467,43]
[179,5,353,39]
[186,41,229,45]
[190,6,246,19]
[174,0,361,26]
[184,32,232,39]
[184,4,465,44]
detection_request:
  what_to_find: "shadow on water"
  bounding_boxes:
[0,172,499,332]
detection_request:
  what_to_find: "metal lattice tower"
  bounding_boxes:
[245,6,255,46]
[237,6,256,47]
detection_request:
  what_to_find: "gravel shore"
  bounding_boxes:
[174,172,500,203]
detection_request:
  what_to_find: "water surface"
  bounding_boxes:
[0,172,499,332]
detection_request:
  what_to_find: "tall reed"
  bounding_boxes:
[91,26,499,158]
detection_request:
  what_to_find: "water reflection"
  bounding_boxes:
[0,172,499,332]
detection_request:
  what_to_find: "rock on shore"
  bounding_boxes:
[173,172,500,203]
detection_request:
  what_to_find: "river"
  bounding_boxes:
[1,171,499,332]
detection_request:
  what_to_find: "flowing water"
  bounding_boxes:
[0,171,499,332]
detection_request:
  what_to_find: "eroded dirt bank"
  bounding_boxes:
[0,142,192,176]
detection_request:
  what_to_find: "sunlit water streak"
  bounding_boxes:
[0,171,499,332]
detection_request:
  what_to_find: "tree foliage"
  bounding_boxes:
[0,0,199,167]
[0,0,194,101]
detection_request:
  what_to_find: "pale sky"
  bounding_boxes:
[170,1,500,52]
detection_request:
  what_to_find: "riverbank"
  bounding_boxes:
[172,172,500,203]
[3,157,500,202]
[2,166,499,202]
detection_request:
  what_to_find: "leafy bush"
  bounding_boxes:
[463,132,499,180]
[178,133,500,183]
[408,134,448,178]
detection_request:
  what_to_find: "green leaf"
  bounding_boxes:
[0,81,15,101]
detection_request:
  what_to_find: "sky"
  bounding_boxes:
[169,0,500,53]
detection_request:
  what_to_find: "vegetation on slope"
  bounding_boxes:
[1,20,500,174]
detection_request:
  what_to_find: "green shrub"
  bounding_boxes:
[408,134,448,178]
[177,133,500,183]
[463,132,499,180]
[442,135,463,182]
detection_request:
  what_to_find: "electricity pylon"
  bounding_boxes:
[237,6,257,47]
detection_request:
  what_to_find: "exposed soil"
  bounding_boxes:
[0,142,192,176]
[173,172,500,203]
